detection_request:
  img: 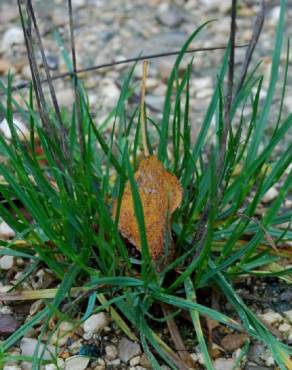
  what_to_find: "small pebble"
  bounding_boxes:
[65,355,90,370]
[105,344,118,360]
[278,322,291,332]
[83,312,109,334]
[262,187,279,203]
[283,310,292,323]
[51,321,75,346]
[259,311,283,325]
[0,255,13,270]
[20,337,55,360]
[129,355,140,366]
[0,221,15,240]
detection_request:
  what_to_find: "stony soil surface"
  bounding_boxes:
[0,0,291,369]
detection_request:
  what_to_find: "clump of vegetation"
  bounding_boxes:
[0,0,291,369]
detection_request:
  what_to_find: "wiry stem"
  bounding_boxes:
[236,0,265,95]
[26,0,69,162]
[6,44,249,95]
[140,61,150,158]
[68,0,84,158]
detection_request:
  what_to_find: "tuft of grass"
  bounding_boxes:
[0,2,291,369]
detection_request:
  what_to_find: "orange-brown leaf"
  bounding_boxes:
[113,156,182,262]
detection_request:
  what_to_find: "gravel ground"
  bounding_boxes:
[0,1,291,369]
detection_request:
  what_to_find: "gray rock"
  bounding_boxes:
[247,343,265,365]
[46,54,59,71]
[20,338,55,360]
[1,27,24,50]
[118,337,141,363]
[145,95,165,112]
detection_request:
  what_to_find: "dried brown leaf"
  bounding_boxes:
[113,156,182,263]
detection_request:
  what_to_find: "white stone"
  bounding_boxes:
[65,356,89,370]
[262,187,279,203]
[83,312,109,333]
[190,353,198,362]
[263,355,275,367]
[82,331,93,340]
[0,255,13,270]
[129,355,140,366]
[20,337,55,360]
[278,322,291,332]
[214,358,235,370]
[259,311,283,325]
[269,6,281,26]
[105,344,118,360]
[197,352,205,365]
[101,80,120,104]
[0,118,29,141]
[283,310,292,324]
[1,27,24,50]
[72,0,86,7]
[51,321,74,346]
[193,77,212,90]
[4,366,21,370]
[199,0,230,12]
[0,221,15,240]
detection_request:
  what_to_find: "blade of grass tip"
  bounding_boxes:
[275,38,290,131]
[191,45,229,162]
[184,278,214,370]
[246,0,286,164]
[158,20,215,163]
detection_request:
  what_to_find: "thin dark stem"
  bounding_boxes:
[6,43,248,94]
[191,0,237,260]
[236,0,265,95]
[17,0,52,138]
[68,0,84,158]
[26,0,68,160]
